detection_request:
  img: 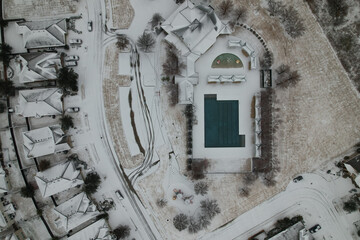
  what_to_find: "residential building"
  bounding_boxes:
[35,161,83,198]
[14,52,61,84]
[68,219,113,240]
[22,125,70,159]
[344,155,360,186]
[268,222,313,240]
[16,19,67,49]
[16,88,63,118]
[0,200,16,232]
[53,192,100,232]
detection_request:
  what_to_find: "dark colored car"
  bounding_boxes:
[309,224,321,233]
[293,175,303,183]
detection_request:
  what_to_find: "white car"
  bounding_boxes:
[65,61,77,67]
[115,190,124,200]
[65,55,79,61]
[66,107,80,113]
[69,39,82,44]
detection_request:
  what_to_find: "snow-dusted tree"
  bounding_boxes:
[194,182,209,196]
[112,225,130,239]
[280,6,305,38]
[327,0,348,25]
[261,172,276,187]
[137,32,156,52]
[156,198,167,208]
[166,83,178,107]
[188,216,201,234]
[276,64,290,75]
[162,43,185,76]
[151,13,163,28]
[200,199,220,219]
[275,65,301,88]
[116,35,129,51]
[218,0,234,18]
[173,213,189,231]
[267,0,284,16]
[198,213,211,229]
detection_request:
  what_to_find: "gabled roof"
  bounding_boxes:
[22,125,70,158]
[53,193,99,232]
[16,88,63,118]
[16,19,67,49]
[162,0,223,56]
[68,219,113,240]
[35,161,83,198]
[15,52,61,83]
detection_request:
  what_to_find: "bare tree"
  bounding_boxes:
[151,13,163,28]
[280,6,305,38]
[194,182,209,196]
[116,35,129,51]
[275,65,301,88]
[137,32,156,52]
[188,216,201,234]
[261,172,276,187]
[112,225,130,239]
[232,7,247,24]
[173,213,189,231]
[218,0,234,18]
[200,199,220,219]
[239,186,250,197]
[327,0,348,25]
[156,198,167,208]
[242,172,258,185]
[267,0,285,16]
[191,159,209,180]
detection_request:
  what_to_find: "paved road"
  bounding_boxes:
[83,0,160,239]
[200,173,354,240]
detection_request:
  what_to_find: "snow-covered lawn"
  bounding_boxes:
[3,0,78,20]
[105,0,134,29]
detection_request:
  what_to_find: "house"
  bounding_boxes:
[68,219,113,240]
[35,161,83,198]
[0,167,9,194]
[16,19,67,49]
[162,0,230,104]
[22,125,70,159]
[268,222,313,240]
[0,200,16,232]
[344,155,360,186]
[14,52,61,84]
[53,192,100,232]
[16,88,63,118]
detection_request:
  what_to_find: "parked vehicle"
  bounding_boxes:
[309,224,321,233]
[69,39,82,44]
[65,55,79,61]
[115,190,124,200]
[65,61,77,67]
[293,175,303,183]
[88,21,93,32]
[66,107,80,113]
[8,108,14,113]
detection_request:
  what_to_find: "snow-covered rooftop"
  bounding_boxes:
[53,192,99,232]
[268,222,313,240]
[16,19,67,49]
[16,88,63,118]
[162,0,224,56]
[68,219,113,240]
[14,52,61,83]
[22,125,70,159]
[177,79,194,104]
[35,161,83,198]
[0,167,9,194]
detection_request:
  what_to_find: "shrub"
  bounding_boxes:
[191,159,209,180]
[239,186,250,197]
[151,13,163,28]
[343,199,357,213]
[166,83,178,107]
[137,32,156,52]
[112,225,131,239]
[173,213,188,231]
[188,216,200,234]
[116,35,129,51]
[198,213,211,229]
[39,160,51,171]
[194,182,209,196]
[0,43,12,66]
[20,185,35,198]
[0,102,6,113]
[0,80,15,97]
[162,43,185,76]
[57,67,79,92]
[60,115,74,131]
[260,51,273,69]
